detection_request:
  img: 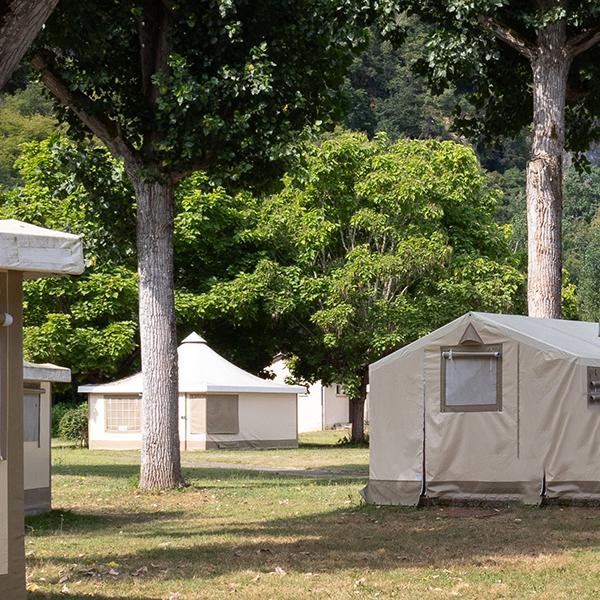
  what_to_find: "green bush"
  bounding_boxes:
[51,402,72,437]
[57,403,89,447]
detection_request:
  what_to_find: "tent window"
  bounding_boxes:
[440,345,502,412]
[188,394,206,434]
[105,397,141,432]
[24,388,43,445]
[206,395,239,434]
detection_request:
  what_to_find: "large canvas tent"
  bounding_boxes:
[0,220,83,599]
[80,333,305,450]
[363,312,600,506]
[23,362,71,515]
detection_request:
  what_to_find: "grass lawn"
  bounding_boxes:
[27,434,600,599]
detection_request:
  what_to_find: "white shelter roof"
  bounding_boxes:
[372,312,600,372]
[23,362,71,383]
[78,332,306,395]
[0,219,84,277]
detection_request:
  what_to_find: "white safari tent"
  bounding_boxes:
[23,362,71,515]
[0,220,83,599]
[268,356,351,432]
[363,312,600,506]
[80,333,305,450]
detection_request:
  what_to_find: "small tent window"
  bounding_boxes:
[440,345,502,412]
[105,397,141,432]
[206,395,239,434]
[24,387,43,445]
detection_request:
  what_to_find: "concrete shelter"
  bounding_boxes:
[363,312,600,506]
[0,220,83,599]
[80,333,305,450]
[23,362,71,515]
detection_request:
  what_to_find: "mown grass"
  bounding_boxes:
[26,434,600,599]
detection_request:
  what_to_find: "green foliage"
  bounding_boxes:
[0,83,56,189]
[174,173,263,290]
[3,134,136,266]
[378,2,600,157]
[1,135,275,381]
[37,0,374,185]
[344,23,456,141]
[57,403,89,447]
[51,402,72,437]
[579,217,600,321]
[0,136,139,382]
[343,21,528,172]
[195,131,524,397]
[493,164,600,310]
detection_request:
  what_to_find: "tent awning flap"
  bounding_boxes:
[0,219,84,276]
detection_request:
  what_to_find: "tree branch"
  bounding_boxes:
[171,153,212,183]
[478,14,536,61]
[31,53,140,170]
[0,0,59,90]
[137,0,171,106]
[567,25,600,58]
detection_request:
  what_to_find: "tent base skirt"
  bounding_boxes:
[360,479,422,506]
[426,480,542,505]
[546,480,600,500]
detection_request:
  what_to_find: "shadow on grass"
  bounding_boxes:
[32,496,600,580]
[53,460,367,483]
[53,462,140,479]
[26,508,185,537]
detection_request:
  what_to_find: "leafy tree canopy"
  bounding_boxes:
[35,0,373,185]
[0,135,271,384]
[382,1,600,157]
[0,83,56,189]
[189,132,525,440]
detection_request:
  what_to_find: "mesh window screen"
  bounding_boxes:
[23,391,42,443]
[441,345,502,412]
[446,357,497,406]
[206,395,239,434]
[105,397,141,432]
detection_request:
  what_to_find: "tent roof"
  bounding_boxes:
[78,332,306,395]
[0,219,84,277]
[371,312,600,372]
[23,361,71,383]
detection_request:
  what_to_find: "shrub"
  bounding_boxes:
[57,403,89,447]
[51,402,72,437]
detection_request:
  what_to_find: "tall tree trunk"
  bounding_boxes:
[131,174,184,490]
[526,12,570,318]
[0,0,59,90]
[350,370,368,444]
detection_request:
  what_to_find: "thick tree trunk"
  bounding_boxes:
[350,372,368,444]
[0,0,59,90]
[526,13,570,319]
[131,175,184,490]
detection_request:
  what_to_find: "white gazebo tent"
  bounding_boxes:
[23,362,71,515]
[0,220,83,599]
[81,332,305,450]
[363,312,600,507]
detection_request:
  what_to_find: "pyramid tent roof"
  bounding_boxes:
[372,312,600,372]
[78,333,306,395]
